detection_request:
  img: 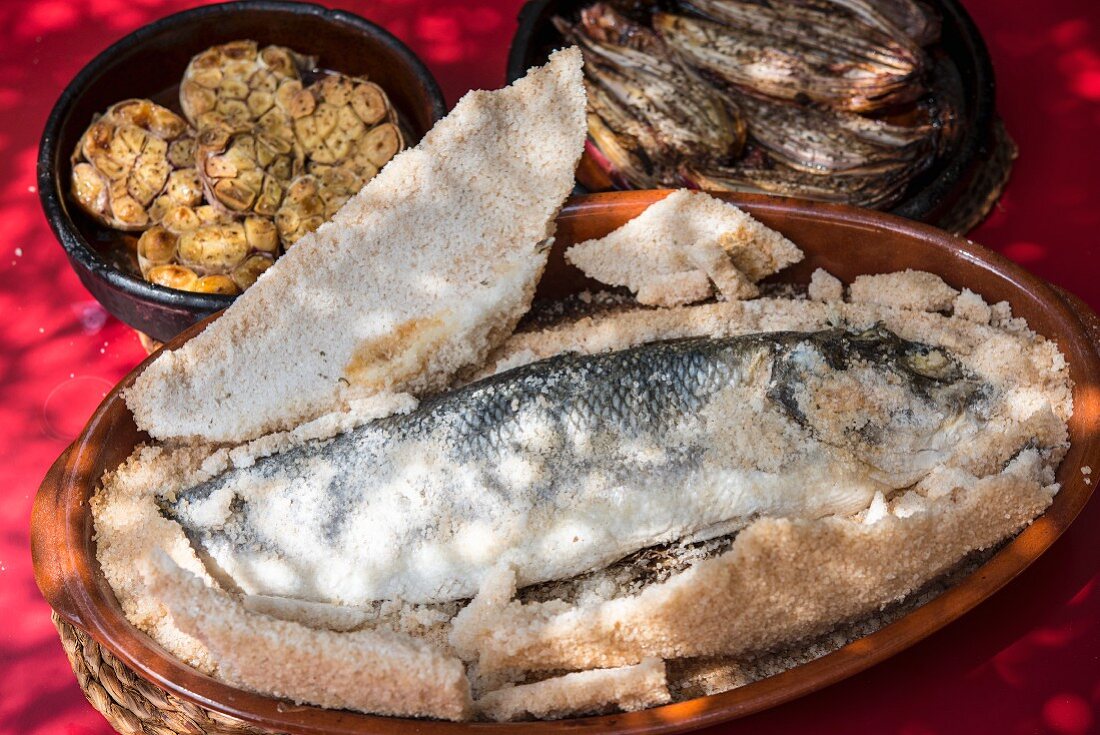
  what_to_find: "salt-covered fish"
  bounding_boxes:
[165,326,992,606]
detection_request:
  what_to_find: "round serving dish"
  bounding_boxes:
[38,0,447,343]
[507,1,1012,234]
[32,192,1099,735]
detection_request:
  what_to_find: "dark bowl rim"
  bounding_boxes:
[37,0,447,315]
[504,0,997,224]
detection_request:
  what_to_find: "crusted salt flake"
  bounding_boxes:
[476,658,670,721]
[863,491,888,524]
[953,288,992,324]
[808,268,843,302]
[849,270,959,312]
[565,189,802,307]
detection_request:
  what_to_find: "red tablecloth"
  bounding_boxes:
[1,1,1098,733]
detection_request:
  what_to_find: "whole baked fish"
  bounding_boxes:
[166,327,991,605]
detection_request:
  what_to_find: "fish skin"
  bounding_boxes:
[165,327,991,606]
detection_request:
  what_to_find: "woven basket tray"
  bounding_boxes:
[54,612,280,735]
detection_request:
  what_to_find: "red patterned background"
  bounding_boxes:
[0,1,1098,733]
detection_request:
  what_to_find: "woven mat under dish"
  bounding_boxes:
[53,612,280,735]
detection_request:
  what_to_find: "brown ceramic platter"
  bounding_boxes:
[33,191,1100,734]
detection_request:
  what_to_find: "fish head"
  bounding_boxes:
[768,326,990,485]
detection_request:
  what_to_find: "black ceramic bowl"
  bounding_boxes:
[39,1,446,342]
[507,0,1004,232]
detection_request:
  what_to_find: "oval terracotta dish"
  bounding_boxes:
[33,192,1100,735]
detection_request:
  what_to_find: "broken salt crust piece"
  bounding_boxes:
[476,658,670,721]
[687,238,758,301]
[849,270,959,312]
[564,189,802,307]
[808,268,843,302]
[147,553,473,720]
[127,47,587,444]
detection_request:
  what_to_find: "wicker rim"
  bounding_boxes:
[54,612,282,735]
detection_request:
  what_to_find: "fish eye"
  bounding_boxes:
[905,348,951,378]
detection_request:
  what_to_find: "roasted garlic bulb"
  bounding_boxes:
[70,99,196,230]
[137,217,278,295]
[272,73,403,246]
[180,40,312,132]
[289,73,403,182]
[196,121,303,217]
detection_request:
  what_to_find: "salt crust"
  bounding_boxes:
[954,287,993,324]
[149,554,472,720]
[564,189,803,306]
[475,658,669,721]
[125,48,587,444]
[849,269,959,312]
[95,268,1073,719]
[808,268,843,302]
[449,450,1055,672]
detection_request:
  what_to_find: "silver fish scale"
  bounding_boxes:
[384,337,747,457]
